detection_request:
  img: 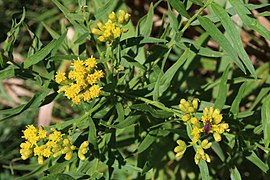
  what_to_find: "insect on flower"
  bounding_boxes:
[204,120,211,135]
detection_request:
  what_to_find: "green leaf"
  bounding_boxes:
[137,130,158,153]
[94,0,117,20]
[0,83,51,121]
[112,115,141,129]
[230,0,270,41]
[115,102,125,122]
[246,151,269,173]
[261,94,270,147]
[211,142,225,162]
[167,2,179,32]
[51,0,87,33]
[24,31,67,68]
[190,0,203,6]
[230,167,242,180]
[214,64,230,110]
[198,160,210,180]
[130,104,173,118]
[120,36,167,49]
[245,3,270,10]
[198,16,246,74]
[152,48,171,100]
[168,0,190,18]
[230,82,247,118]
[159,48,189,95]
[256,11,270,17]
[16,160,49,180]
[138,3,154,36]
[88,117,98,149]
[211,3,256,77]
[0,66,15,80]
[40,174,75,180]
[250,76,270,111]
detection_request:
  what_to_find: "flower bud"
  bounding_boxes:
[213,132,221,142]
[192,99,198,110]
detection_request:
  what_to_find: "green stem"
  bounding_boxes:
[181,0,213,34]
[255,142,270,151]
[136,96,182,118]
[74,98,107,128]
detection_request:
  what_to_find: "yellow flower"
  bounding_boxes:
[174,140,187,158]
[201,139,212,149]
[89,85,101,98]
[194,141,212,164]
[85,56,97,71]
[179,98,199,123]
[22,125,46,145]
[191,126,203,142]
[20,141,33,160]
[202,107,229,142]
[92,10,130,43]
[55,71,67,83]
[56,58,104,104]
[38,156,44,165]
[48,129,63,143]
[91,28,103,35]
[108,12,117,22]
[78,141,89,160]
[179,98,198,114]
[61,139,76,160]
[181,114,190,122]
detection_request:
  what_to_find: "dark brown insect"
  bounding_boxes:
[204,120,211,135]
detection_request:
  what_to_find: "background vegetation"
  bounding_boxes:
[1,0,270,179]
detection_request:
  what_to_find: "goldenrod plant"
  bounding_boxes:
[1,0,270,179]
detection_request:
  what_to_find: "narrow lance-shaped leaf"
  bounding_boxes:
[211,3,256,77]
[214,64,230,110]
[159,48,190,95]
[246,151,269,173]
[24,31,67,68]
[138,3,154,36]
[198,16,246,74]
[0,66,15,80]
[167,2,179,32]
[261,94,270,147]
[230,167,242,180]
[137,130,158,153]
[168,0,190,18]
[230,82,247,119]
[229,0,270,41]
[198,160,210,180]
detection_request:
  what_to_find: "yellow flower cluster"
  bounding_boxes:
[201,107,229,142]
[174,98,230,165]
[194,139,212,164]
[91,10,130,42]
[20,125,90,164]
[55,57,104,104]
[78,141,89,160]
[179,99,201,142]
[174,140,187,159]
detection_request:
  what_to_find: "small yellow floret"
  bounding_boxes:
[55,71,67,84]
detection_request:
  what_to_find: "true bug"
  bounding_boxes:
[204,120,211,135]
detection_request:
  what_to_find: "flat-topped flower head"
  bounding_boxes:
[202,107,229,142]
[55,57,104,104]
